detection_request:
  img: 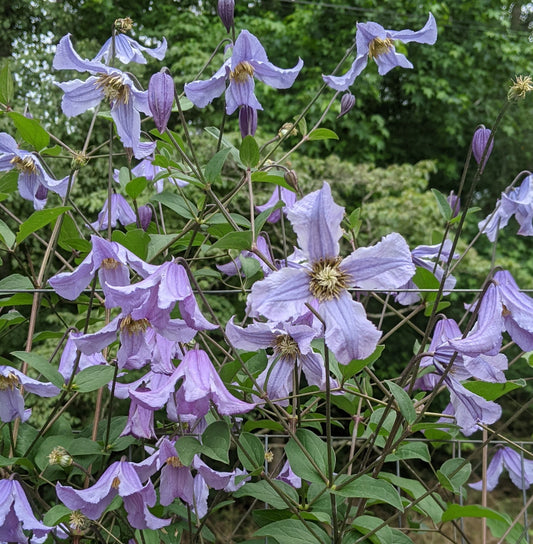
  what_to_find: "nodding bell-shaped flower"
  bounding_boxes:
[472,125,493,173]
[148,71,174,133]
[218,0,235,33]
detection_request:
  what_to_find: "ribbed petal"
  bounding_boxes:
[53,33,107,73]
[253,58,303,89]
[469,448,504,491]
[179,294,218,331]
[257,356,293,405]
[232,30,269,64]
[322,55,368,91]
[503,448,533,489]
[0,132,18,154]
[341,232,415,290]
[320,292,382,363]
[375,50,413,75]
[226,317,276,350]
[184,63,228,108]
[300,351,327,390]
[123,487,171,530]
[225,77,262,114]
[495,270,533,332]
[247,266,311,321]
[389,13,438,45]
[56,77,104,117]
[74,316,120,354]
[94,35,167,65]
[287,182,344,262]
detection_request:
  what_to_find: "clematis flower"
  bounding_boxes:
[217,234,275,277]
[469,447,533,491]
[248,182,415,364]
[56,457,169,530]
[89,193,136,231]
[53,34,155,159]
[93,33,167,65]
[256,185,297,223]
[0,132,69,210]
[0,478,53,543]
[184,30,303,115]
[323,13,437,91]
[0,366,60,423]
[58,331,107,381]
[148,71,174,133]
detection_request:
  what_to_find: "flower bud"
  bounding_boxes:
[239,105,257,138]
[217,0,235,33]
[337,92,355,118]
[447,191,460,218]
[138,205,152,231]
[472,125,493,173]
[148,71,174,133]
[284,169,298,191]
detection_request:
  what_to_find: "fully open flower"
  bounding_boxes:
[53,34,156,159]
[248,183,415,364]
[323,13,437,91]
[184,30,303,115]
[0,133,69,210]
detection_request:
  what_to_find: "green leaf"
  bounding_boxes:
[16,207,71,246]
[255,201,284,234]
[462,379,525,401]
[151,191,197,220]
[8,111,50,150]
[431,188,452,221]
[40,145,62,156]
[43,504,71,526]
[385,441,430,463]
[234,480,298,510]
[442,504,509,523]
[111,229,150,260]
[204,126,243,167]
[205,147,232,184]
[11,351,63,388]
[240,135,260,168]
[255,519,330,543]
[0,218,15,248]
[126,176,147,199]
[308,128,339,141]
[0,62,14,104]
[386,380,416,425]
[487,514,527,544]
[340,345,384,380]
[350,515,393,544]
[0,274,33,291]
[237,432,265,471]
[202,420,230,464]
[285,428,331,485]
[57,214,81,251]
[73,365,116,392]
[251,171,293,190]
[333,474,404,512]
[208,230,252,252]
[68,437,103,456]
[437,458,471,494]
[175,436,203,466]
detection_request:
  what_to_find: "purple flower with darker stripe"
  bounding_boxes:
[184,30,303,115]
[469,447,533,491]
[247,183,415,364]
[53,34,156,159]
[323,13,437,91]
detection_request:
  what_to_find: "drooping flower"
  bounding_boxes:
[217,234,275,277]
[89,193,136,231]
[0,478,53,543]
[0,366,60,423]
[472,125,493,173]
[93,32,167,65]
[58,331,107,382]
[323,13,437,91]
[255,185,297,224]
[469,447,533,491]
[0,132,69,210]
[248,183,415,364]
[184,30,303,115]
[148,71,174,133]
[53,34,156,159]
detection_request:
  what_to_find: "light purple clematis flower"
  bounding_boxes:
[56,457,169,530]
[323,13,437,91]
[58,331,107,381]
[0,478,53,543]
[256,185,297,224]
[93,34,167,65]
[217,234,276,277]
[469,447,533,491]
[247,182,415,364]
[53,34,156,159]
[0,132,69,210]
[89,193,136,231]
[0,366,60,423]
[184,30,303,115]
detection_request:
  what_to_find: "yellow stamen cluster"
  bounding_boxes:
[167,456,183,468]
[111,476,121,489]
[264,450,274,462]
[69,511,89,531]
[508,75,533,100]
[10,155,37,174]
[95,74,130,104]
[0,373,20,391]
[502,303,511,317]
[48,446,73,467]
[368,37,394,59]
[309,257,350,302]
[273,334,300,361]
[120,315,150,335]
[101,258,121,270]
[115,17,133,33]
[230,61,254,84]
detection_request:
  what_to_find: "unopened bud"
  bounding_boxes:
[48,446,73,467]
[71,151,89,171]
[472,125,493,173]
[217,0,235,33]
[278,123,297,138]
[337,92,355,118]
[114,17,133,33]
[508,75,533,101]
[148,71,174,133]
[447,191,460,218]
[239,105,257,138]
[284,169,298,190]
[138,205,152,231]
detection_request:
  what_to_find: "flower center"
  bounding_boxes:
[230,61,254,84]
[120,315,150,335]
[10,155,37,174]
[274,334,300,361]
[167,455,183,468]
[95,74,130,104]
[0,373,20,390]
[102,257,121,270]
[502,303,511,317]
[309,257,350,302]
[111,476,121,489]
[368,37,394,59]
